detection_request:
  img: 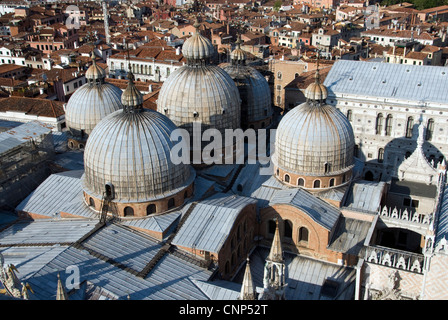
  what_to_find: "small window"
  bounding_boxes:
[299,227,309,242]
[329,178,335,187]
[378,148,384,163]
[124,206,134,217]
[406,117,414,138]
[346,109,352,121]
[313,180,321,188]
[146,204,156,215]
[298,178,305,186]
[284,220,293,239]
[89,197,95,208]
[284,174,290,183]
[168,198,175,209]
[426,118,434,141]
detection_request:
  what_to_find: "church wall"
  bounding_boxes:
[174,203,258,280]
[260,204,343,264]
[218,203,258,280]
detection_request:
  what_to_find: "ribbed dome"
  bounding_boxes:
[229,37,246,64]
[85,52,107,81]
[273,72,354,178]
[230,47,247,63]
[273,102,355,176]
[157,64,241,136]
[85,60,106,81]
[182,22,214,63]
[65,81,123,135]
[82,109,195,202]
[222,63,272,125]
[304,70,328,101]
[121,71,143,109]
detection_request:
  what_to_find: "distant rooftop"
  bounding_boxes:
[324,60,448,105]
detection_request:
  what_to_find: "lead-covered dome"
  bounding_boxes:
[157,20,241,158]
[65,54,122,148]
[82,70,195,217]
[181,20,215,63]
[272,69,355,189]
[222,38,272,129]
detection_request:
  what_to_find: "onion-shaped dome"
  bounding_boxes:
[82,69,195,204]
[121,70,143,110]
[181,20,215,64]
[222,38,272,129]
[85,53,107,81]
[272,69,354,187]
[230,38,247,64]
[304,70,328,102]
[65,53,122,136]
[157,20,241,147]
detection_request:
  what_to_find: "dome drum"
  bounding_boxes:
[83,182,194,218]
[273,164,353,190]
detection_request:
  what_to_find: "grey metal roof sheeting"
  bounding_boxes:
[190,279,241,300]
[328,216,373,255]
[22,245,212,300]
[0,121,52,154]
[172,193,257,253]
[81,223,163,272]
[343,180,385,213]
[324,60,448,104]
[270,188,341,231]
[121,211,181,234]
[0,219,96,245]
[16,170,96,219]
[234,247,356,300]
[232,162,290,208]
[0,246,69,281]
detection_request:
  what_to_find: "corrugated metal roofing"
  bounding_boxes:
[22,246,211,300]
[233,247,356,300]
[81,223,163,272]
[343,180,385,213]
[16,170,95,219]
[328,216,372,255]
[121,211,181,234]
[270,188,341,231]
[172,193,257,253]
[0,219,96,245]
[0,121,52,154]
[324,60,448,104]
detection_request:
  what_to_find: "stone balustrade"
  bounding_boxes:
[378,205,432,225]
[365,245,425,274]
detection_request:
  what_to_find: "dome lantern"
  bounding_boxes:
[181,19,215,67]
[121,64,143,113]
[85,51,106,85]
